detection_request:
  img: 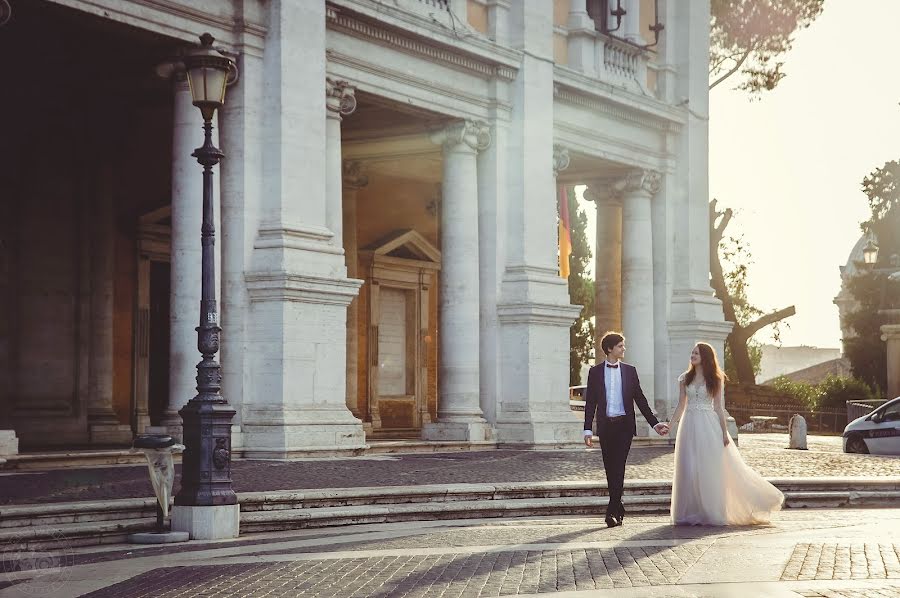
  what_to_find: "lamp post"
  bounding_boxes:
[173,33,237,509]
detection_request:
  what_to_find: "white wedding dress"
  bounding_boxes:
[671,374,784,526]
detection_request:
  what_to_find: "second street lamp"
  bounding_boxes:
[173,33,238,510]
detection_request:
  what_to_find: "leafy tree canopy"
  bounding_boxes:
[710,0,825,95]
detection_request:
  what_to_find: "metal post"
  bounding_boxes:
[174,118,237,507]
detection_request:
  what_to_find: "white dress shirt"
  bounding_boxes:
[604,361,626,417]
[584,360,626,436]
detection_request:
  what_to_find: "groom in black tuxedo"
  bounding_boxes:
[584,331,669,527]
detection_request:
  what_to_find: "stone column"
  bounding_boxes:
[242,0,364,457]
[219,48,265,455]
[665,0,732,415]
[584,181,623,344]
[325,79,356,250]
[486,0,511,45]
[495,0,582,445]
[343,161,368,420]
[623,0,644,44]
[881,318,900,400]
[621,169,659,433]
[422,120,492,442]
[87,165,132,445]
[567,0,596,75]
[163,70,221,439]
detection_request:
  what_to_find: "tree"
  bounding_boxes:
[710,0,825,95]
[710,199,795,383]
[843,160,900,394]
[565,188,595,386]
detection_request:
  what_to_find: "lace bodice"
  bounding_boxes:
[678,373,715,412]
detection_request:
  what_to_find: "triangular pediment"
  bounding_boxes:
[367,229,441,263]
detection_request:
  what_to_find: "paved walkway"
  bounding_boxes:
[1,434,898,506]
[3,508,900,597]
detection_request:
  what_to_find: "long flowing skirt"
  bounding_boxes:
[671,409,784,525]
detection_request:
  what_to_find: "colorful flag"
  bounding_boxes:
[558,185,571,279]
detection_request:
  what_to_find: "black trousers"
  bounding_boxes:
[598,417,633,517]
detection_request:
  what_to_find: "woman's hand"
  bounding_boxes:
[723,433,730,446]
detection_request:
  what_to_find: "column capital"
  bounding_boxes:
[552,145,570,178]
[621,168,662,196]
[430,120,492,153]
[583,178,624,205]
[155,61,188,86]
[326,77,357,117]
[342,160,369,190]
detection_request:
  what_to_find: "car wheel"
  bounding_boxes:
[846,435,869,454]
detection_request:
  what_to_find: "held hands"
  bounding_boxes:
[653,422,669,436]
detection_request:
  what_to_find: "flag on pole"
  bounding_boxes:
[558,185,571,279]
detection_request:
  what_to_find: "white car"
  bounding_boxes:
[843,397,900,455]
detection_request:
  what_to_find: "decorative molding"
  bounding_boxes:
[60,0,266,54]
[552,145,570,177]
[328,51,514,121]
[497,302,582,326]
[553,65,685,133]
[327,8,518,81]
[583,181,623,206]
[583,169,660,200]
[342,160,369,189]
[430,120,492,152]
[245,271,363,305]
[326,78,357,116]
[622,168,661,195]
[253,223,344,256]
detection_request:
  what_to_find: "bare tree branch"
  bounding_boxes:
[709,48,752,90]
[742,306,797,338]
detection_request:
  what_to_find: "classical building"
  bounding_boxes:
[0,0,729,458]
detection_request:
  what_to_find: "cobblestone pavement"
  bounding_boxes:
[5,509,900,597]
[2,434,898,506]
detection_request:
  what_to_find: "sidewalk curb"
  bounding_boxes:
[2,477,899,551]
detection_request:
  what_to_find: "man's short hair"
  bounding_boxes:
[600,331,625,355]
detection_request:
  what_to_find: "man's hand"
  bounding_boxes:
[584,434,593,447]
[653,423,669,436]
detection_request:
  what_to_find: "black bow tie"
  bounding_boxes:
[606,363,619,369]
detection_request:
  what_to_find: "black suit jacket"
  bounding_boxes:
[583,362,659,437]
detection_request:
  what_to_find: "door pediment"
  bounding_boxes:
[366,229,441,267]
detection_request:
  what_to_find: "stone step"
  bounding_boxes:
[2,478,899,551]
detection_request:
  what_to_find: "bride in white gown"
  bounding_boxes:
[668,342,784,526]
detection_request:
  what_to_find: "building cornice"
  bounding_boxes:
[327,1,520,81]
[554,66,686,133]
[54,0,266,54]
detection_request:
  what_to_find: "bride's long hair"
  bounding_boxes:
[684,342,727,398]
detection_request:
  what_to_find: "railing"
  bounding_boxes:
[602,35,641,82]
[726,405,847,435]
[847,400,887,423]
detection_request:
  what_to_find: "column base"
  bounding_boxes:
[242,412,367,458]
[88,415,133,446]
[422,420,493,442]
[0,430,19,456]
[494,415,582,446]
[171,504,240,540]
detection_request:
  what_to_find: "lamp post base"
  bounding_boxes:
[171,504,240,540]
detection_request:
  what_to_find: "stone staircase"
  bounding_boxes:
[3,478,899,551]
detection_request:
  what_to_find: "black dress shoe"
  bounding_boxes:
[605,515,621,528]
[618,506,626,523]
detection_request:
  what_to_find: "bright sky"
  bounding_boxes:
[578,0,900,350]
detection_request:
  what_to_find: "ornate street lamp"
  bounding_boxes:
[173,33,237,508]
[863,238,879,266]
